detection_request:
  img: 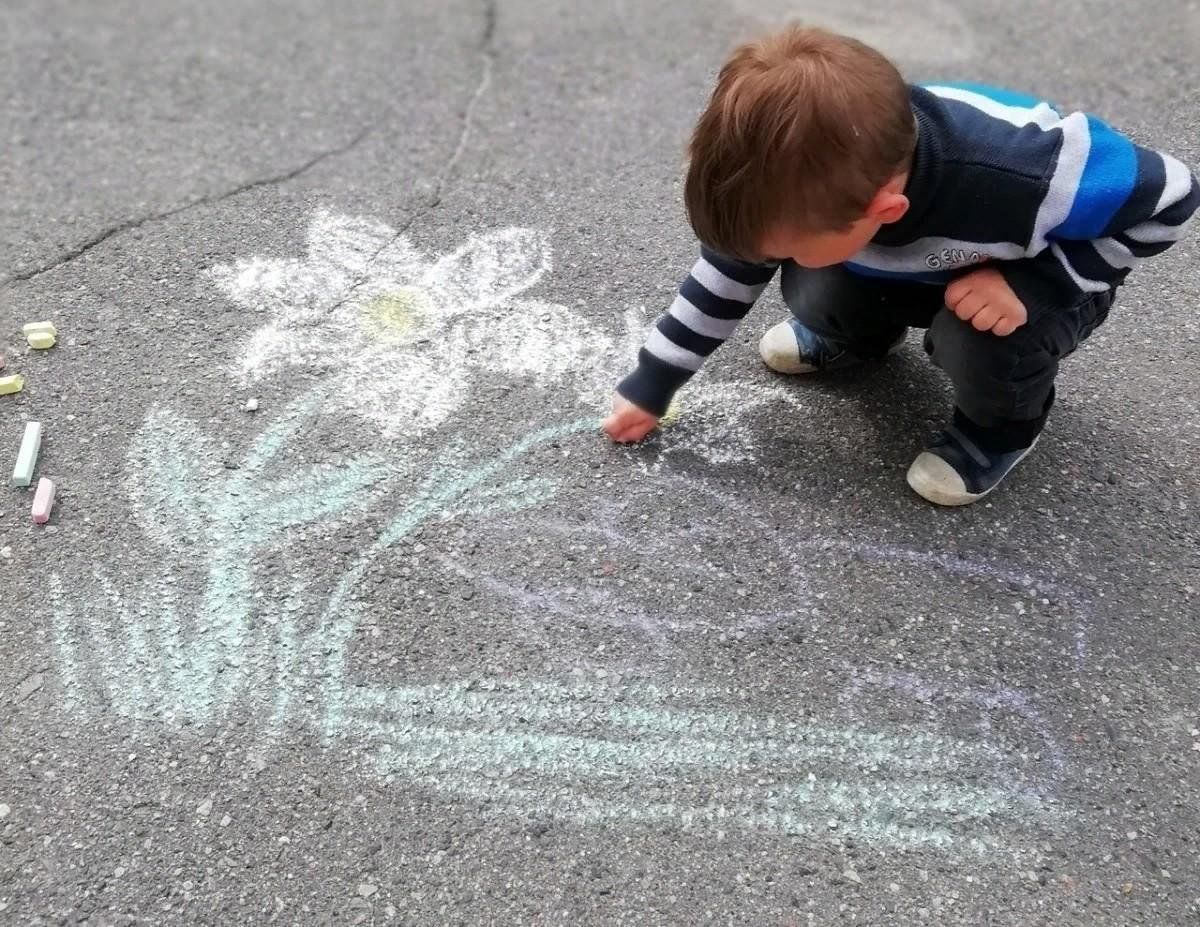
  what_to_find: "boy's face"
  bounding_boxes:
[758,177,911,268]
[758,217,884,268]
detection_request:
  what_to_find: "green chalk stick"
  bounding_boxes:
[12,421,42,487]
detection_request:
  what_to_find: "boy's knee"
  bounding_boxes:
[925,308,1055,424]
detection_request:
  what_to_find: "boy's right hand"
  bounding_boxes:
[602,395,660,443]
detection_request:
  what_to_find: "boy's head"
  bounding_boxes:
[685,25,916,267]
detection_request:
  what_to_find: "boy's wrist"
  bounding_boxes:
[616,361,681,419]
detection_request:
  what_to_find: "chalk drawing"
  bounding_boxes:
[685,480,1097,667]
[210,210,802,467]
[42,212,1086,857]
[838,668,1066,802]
[344,678,1049,853]
[50,395,594,726]
[440,477,1095,674]
[208,211,649,438]
[43,397,1062,853]
[402,474,1086,815]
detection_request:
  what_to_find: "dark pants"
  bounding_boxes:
[779,262,1115,451]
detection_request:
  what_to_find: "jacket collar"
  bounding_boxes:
[871,86,944,247]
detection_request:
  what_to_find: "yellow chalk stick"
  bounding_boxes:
[27,331,56,350]
[661,400,682,427]
[0,374,23,396]
[22,321,57,338]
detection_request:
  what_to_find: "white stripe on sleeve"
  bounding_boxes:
[1155,153,1194,213]
[667,294,742,340]
[1050,243,1113,293]
[1125,217,1194,244]
[644,327,704,372]
[689,257,768,304]
[1124,154,1197,244]
[924,86,1062,130]
[1090,237,1137,270]
[1029,113,1092,253]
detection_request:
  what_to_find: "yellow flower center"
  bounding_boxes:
[360,288,431,344]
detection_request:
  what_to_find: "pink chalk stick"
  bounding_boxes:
[31,477,56,525]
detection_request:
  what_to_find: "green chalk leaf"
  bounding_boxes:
[127,407,218,550]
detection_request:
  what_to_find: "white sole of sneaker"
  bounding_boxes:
[906,439,1038,507]
[759,321,906,375]
[759,321,819,374]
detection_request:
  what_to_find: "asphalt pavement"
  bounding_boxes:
[2,0,1198,924]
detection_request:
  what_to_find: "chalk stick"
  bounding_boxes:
[11,421,42,487]
[0,374,22,396]
[22,321,56,338]
[31,478,56,524]
[27,331,56,350]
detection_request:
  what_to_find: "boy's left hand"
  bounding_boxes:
[945,268,1028,336]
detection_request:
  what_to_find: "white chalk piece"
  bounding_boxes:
[244,397,259,412]
[11,421,42,487]
[22,321,57,338]
[31,478,55,524]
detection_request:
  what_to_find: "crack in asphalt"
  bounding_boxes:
[430,0,497,210]
[324,0,499,317]
[1,127,372,288]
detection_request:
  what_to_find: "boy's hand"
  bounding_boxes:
[945,268,1028,336]
[602,395,660,443]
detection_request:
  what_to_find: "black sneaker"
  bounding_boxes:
[759,318,905,374]
[906,427,1038,506]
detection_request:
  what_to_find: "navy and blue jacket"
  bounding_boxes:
[619,83,1199,417]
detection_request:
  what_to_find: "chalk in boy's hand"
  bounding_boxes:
[605,25,1197,506]
[602,395,659,443]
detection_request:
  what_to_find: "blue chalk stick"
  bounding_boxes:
[11,421,42,488]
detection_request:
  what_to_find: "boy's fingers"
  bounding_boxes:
[614,426,649,444]
[945,277,973,303]
[952,293,984,319]
[971,306,1000,331]
[625,419,659,442]
[992,317,1018,336]
[608,417,644,442]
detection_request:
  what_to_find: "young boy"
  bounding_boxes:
[602,26,1198,506]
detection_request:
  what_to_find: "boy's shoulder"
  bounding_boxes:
[913,82,1067,185]
[916,81,1067,139]
[919,82,1054,112]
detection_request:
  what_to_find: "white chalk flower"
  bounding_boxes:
[210,209,802,466]
[210,210,612,437]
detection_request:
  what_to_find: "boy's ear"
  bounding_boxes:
[866,189,910,225]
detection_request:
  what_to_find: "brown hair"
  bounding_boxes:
[684,25,916,261]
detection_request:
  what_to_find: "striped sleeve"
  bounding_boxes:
[1006,121,1198,306]
[616,247,777,416]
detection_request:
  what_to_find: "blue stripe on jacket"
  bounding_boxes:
[1055,115,1138,240]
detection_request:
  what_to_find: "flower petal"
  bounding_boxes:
[240,323,314,380]
[481,301,605,383]
[305,210,401,280]
[210,256,348,327]
[422,228,551,317]
[335,347,469,438]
